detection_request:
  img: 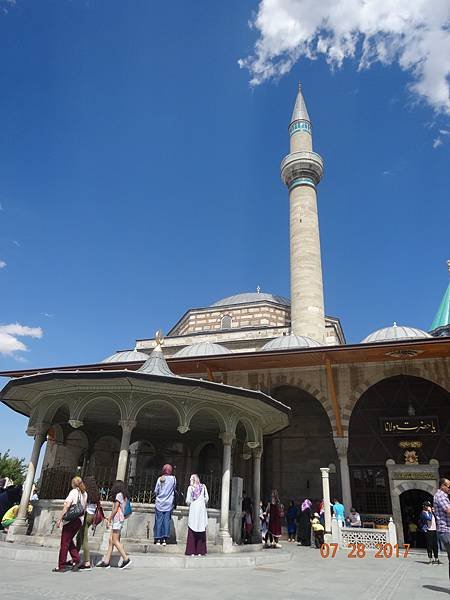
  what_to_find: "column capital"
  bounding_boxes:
[320,467,330,477]
[246,441,260,449]
[68,419,84,429]
[177,425,190,434]
[219,431,235,446]
[119,420,137,433]
[253,447,263,460]
[333,436,349,458]
[26,422,50,437]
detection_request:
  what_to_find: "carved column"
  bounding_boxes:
[7,423,48,540]
[334,436,352,512]
[116,420,137,481]
[320,467,332,538]
[218,431,235,552]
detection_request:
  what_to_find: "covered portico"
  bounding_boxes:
[1,342,289,552]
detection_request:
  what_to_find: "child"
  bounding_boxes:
[311,512,325,548]
[259,501,268,544]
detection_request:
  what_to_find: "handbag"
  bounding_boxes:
[92,502,105,532]
[64,491,84,523]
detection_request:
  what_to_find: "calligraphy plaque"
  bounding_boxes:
[392,472,436,480]
[380,416,439,436]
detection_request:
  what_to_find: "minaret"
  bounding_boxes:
[281,84,325,343]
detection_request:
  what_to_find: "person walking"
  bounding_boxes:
[185,474,209,556]
[153,464,176,546]
[259,500,268,544]
[265,489,283,548]
[297,499,312,546]
[96,480,131,570]
[433,478,450,580]
[286,500,298,542]
[419,501,440,564]
[76,476,102,570]
[311,512,325,548]
[332,497,345,527]
[53,476,87,572]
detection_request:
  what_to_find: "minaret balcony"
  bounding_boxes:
[280,151,324,188]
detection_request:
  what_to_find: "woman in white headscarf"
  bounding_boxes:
[185,474,209,556]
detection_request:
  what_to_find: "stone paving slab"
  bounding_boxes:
[0,543,448,600]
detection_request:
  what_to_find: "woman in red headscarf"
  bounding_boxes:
[153,464,176,546]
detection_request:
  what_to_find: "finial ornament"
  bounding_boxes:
[298,82,302,91]
[447,259,450,274]
[155,329,164,349]
[393,321,397,327]
[256,285,261,294]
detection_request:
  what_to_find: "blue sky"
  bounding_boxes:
[0,0,449,459]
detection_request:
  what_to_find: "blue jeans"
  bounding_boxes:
[154,509,171,540]
[438,532,450,580]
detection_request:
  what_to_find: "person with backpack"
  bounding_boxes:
[53,476,87,572]
[185,474,209,556]
[96,480,132,569]
[153,464,176,546]
[76,476,103,570]
[419,501,440,565]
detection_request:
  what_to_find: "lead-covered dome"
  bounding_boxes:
[262,334,321,351]
[102,349,149,363]
[173,342,232,358]
[361,325,432,344]
[211,292,290,307]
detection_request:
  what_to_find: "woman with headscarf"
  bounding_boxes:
[265,489,283,548]
[185,474,209,556]
[153,464,176,546]
[297,498,312,546]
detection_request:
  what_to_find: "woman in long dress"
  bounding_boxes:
[185,474,209,556]
[297,498,312,546]
[265,489,282,548]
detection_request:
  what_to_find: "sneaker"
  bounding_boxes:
[275,543,282,548]
[156,540,161,546]
[162,539,167,546]
[433,559,442,565]
[119,558,132,570]
[78,564,92,571]
[429,558,433,564]
[95,561,110,569]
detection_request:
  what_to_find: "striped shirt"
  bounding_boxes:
[433,489,450,533]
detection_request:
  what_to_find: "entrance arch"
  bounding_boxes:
[400,489,432,549]
[267,385,338,503]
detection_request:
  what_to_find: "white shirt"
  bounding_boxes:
[65,488,87,509]
[186,485,209,532]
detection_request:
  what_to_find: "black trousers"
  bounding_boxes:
[426,530,439,560]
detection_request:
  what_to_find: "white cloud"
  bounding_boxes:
[432,128,450,148]
[0,260,6,268]
[12,240,20,247]
[239,0,450,115]
[0,323,43,358]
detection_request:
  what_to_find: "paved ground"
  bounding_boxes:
[0,544,449,600]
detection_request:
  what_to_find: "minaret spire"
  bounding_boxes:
[281,85,325,343]
[430,260,450,337]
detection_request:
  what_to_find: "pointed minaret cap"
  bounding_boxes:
[430,260,450,331]
[137,330,175,377]
[290,82,311,124]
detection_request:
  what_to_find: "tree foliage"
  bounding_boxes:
[0,449,27,484]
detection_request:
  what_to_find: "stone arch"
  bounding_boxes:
[131,396,184,430]
[230,415,260,444]
[42,399,71,425]
[75,394,125,422]
[186,405,230,434]
[346,368,450,420]
[267,384,338,502]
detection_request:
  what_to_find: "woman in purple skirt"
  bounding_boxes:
[185,474,209,556]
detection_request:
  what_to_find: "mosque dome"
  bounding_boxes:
[173,342,232,358]
[262,334,321,351]
[211,292,290,307]
[102,349,149,363]
[361,324,432,344]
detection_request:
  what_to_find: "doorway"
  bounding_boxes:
[400,489,432,549]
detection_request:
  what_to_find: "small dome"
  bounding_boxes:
[211,292,290,307]
[102,350,149,363]
[361,325,432,344]
[174,342,232,358]
[262,334,321,351]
